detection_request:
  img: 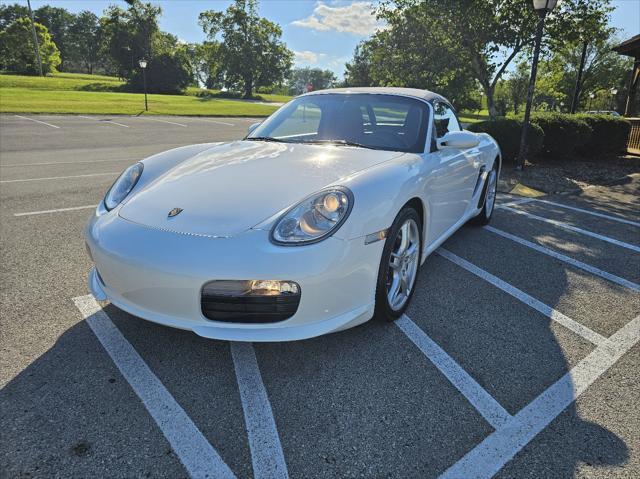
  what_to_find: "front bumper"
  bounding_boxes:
[86,213,383,341]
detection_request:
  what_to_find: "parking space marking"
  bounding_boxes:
[194,118,236,127]
[72,295,236,479]
[14,114,60,129]
[532,199,640,227]
[500,206,640,253]
[14,205,97,217]
[135,117,188,127]
[484,226,640,292]
[231,343,289,479]
[1,172,117,183]
[437,248,607,346]
[78,115,130,128]
[397,315,512,429]
[497,198,534,208]
[441,315,640,479]
[1,158,137,167]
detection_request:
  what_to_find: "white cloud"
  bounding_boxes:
[294,50,330,66]
[291,2,385,36]
[294,50,320,64]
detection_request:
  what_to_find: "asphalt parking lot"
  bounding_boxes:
[1,113,639,478]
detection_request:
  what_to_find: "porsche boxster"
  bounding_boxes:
[85,87,501,341]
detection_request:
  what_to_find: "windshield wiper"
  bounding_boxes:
[246,136,288,143]
[297,139,382,150]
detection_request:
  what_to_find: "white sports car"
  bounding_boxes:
[86,87,501,341]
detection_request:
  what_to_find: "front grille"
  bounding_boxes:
[201,286,301,324]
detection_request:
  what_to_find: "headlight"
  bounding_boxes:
[103,163,143,211]
[271,187,353,245]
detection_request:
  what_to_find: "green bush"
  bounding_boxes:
[575,114,631,156]
[468,118,544,163]
[529,113,592,158]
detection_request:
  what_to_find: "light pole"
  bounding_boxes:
[588,92,595,111]
[478,90,484,115]
[610,88,618,111]
[560,101,565,112]
[138,59,148,111]
[26,0,43,76]
[516,0,559,171]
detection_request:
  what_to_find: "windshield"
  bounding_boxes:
[248,93,431,153]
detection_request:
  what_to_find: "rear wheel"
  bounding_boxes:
[470,162,498,226]
[374,207,422,322]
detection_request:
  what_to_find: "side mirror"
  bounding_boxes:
[248,122,261,135]
[437,130,479,150]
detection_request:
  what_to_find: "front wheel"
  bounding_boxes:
[374,207,422,322]
[470,162,498,226]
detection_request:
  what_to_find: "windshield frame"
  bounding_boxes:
[246,93,434,154]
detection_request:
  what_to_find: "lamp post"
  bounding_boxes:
[560,101,565,112]
[588,92,595,111]
[138,59,148,111]
[478,90,484,114]
[516,0,559,171]
[610,88,618,111]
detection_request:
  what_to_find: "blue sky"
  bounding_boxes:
[13,0,640,77]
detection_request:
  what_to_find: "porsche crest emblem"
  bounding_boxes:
[168,207,183,218]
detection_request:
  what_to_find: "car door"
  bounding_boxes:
[424,102,479,242]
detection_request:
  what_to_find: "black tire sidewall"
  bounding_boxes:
[374,207,422,322]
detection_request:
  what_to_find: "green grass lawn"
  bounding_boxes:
[0,72,290,116]
[458,110,490,124]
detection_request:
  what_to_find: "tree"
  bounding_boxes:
[552,37,631,111]
[379,0,613,117]
[186,41,225,89]
[101,0,161,80]
[504,63,530,114]
[344,1,477,109]
[67,11,101,74]
[33,5,75,71]
[0,3,28,30]
[0,17,60,74]
[199,0,293,98]
[288,67,336,94]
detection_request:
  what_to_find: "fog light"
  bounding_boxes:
[201,280,302,324]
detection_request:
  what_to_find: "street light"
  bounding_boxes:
[478,90,484,114]
[138,59,148,111]
[516,0,559,170]
[588,92,595,111]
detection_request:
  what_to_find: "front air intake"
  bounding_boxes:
[201,280,301,324]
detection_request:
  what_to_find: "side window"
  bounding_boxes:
[433,102,461,138]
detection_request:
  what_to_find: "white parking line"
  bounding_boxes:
[497,198,534,208]
[135,117,188,127]
[14,205,97,217]
[437,248,607,346]
[231,343,289,479]
[73,295,236,479]
[484,226,640,292]
[1,158,137,167]
[532,199,640,227]
[78,115,130,128]
[1,172,117,183]
[194,118,236,126]
[397,315,512,430]
[441,315,640,479]
[500,206,640,253]
[14,115,60,129]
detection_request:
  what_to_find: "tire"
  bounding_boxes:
[374,207,422,322]
[470,161,499,226]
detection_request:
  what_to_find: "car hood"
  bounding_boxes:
[119,140,403,237]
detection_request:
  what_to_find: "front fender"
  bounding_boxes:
[335,153,425,241]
